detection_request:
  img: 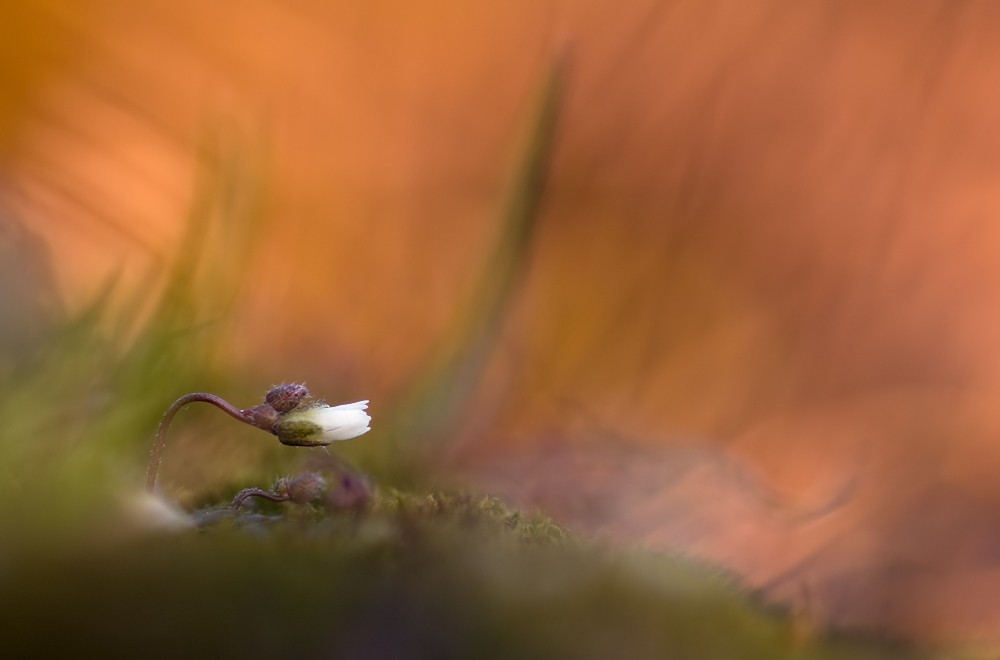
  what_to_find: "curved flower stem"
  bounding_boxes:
[230,488,290,510]
[146,393,253,492]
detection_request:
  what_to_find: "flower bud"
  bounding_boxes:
[265,383,310,414]
[273,472,328,504]
[327,471,372,511]
[273,401,371,447]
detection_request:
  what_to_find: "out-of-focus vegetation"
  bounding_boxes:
[0,133,265,541]
[0,269,918,659]
[3,486,918,660]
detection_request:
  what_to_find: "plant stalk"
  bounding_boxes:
[230,488,290,510]
[146,392,253,492]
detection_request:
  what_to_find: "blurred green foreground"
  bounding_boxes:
[2,490,916,660]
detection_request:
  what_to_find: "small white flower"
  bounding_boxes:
[273,400,371,447]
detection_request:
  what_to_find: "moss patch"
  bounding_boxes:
[0,488,917,660]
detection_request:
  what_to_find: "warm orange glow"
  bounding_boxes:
[4,0,1000,645]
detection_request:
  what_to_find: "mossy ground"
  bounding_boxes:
[0,486,917,660]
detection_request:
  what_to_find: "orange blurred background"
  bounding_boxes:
[4,0,1000,646]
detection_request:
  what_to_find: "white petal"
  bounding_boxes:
[315,408,364,426]
[309,405,371,442]
[323,425,371,441]
[328,400,369,411]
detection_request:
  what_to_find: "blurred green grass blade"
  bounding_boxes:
[0,128,266,537]
[359,55,568,484]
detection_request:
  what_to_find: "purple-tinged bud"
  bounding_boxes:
[265,383,310,414]
[273,472,327,504]
[244,404,280,432]
[327,472,372,511]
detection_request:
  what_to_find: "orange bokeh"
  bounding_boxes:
[4,0,1000,644]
